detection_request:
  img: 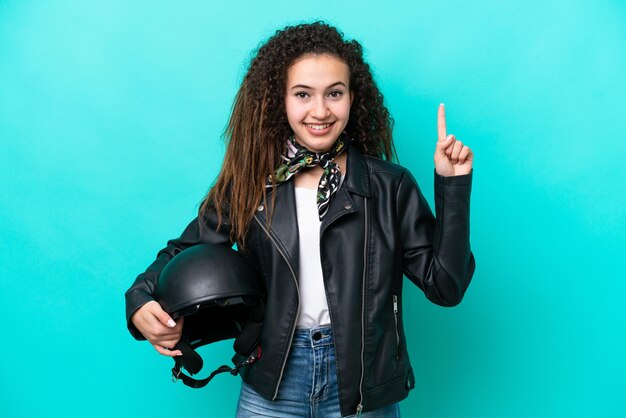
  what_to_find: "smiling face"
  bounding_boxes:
[284,54,353,153]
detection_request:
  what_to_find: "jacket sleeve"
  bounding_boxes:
[124,205,233,340]
[396,168,475,306]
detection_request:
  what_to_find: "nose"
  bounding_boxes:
[310,96,330,119]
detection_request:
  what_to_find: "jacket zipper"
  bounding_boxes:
[253,214,300,401]
[392,294,400,359]
[356,197,368,416]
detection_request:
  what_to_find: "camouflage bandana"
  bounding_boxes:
[267,133,350,219]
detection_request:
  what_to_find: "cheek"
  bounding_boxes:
[285,98,304,125]
[333,98,352,120]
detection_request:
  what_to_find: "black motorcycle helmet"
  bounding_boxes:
[154,243,265,388]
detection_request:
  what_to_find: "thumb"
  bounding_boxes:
[151,302,176,328]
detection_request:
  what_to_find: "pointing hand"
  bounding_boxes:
[434,103,473,177]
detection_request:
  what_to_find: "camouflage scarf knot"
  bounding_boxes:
[267,133,350,219]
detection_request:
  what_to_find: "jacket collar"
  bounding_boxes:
[342,143,371,197]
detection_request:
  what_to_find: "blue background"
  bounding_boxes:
[1,1,625,417]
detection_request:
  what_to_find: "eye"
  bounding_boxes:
[294,91,310,99]
[328,90,344,98]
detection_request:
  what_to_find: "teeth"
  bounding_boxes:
[306,123,331,130]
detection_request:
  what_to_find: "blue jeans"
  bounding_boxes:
[236,325,401,418]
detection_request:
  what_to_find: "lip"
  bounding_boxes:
[303,121,335,136]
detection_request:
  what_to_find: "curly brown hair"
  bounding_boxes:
[202,21,397,247]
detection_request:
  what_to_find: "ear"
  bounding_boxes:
[350,90,354,105]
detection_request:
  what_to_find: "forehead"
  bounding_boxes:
[286,54,350,87]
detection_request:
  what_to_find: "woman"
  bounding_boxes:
[125,21,475,418]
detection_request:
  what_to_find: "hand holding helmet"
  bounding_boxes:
[131,300,184,357]
[152,243,265,388]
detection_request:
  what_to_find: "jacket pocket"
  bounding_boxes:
[392,294,400,360]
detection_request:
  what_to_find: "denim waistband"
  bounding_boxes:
[291,325,333,347]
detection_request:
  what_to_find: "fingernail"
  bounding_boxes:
[440,102,444,106]
[167,319,176,327]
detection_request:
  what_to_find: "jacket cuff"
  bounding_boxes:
[434,169,473,187]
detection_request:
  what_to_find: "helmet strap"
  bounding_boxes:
[171,345,262,388]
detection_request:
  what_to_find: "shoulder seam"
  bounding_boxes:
[363,155,407,177]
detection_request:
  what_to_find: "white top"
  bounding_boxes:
[294,186,331,328]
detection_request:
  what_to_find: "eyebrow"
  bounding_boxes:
[290,81,347,90]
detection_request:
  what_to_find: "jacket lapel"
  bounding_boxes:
[320,144,371,236]
[255,181,300,274]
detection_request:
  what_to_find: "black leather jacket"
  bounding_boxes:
[125,144,475,417]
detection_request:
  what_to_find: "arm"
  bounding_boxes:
[397,168,475,306]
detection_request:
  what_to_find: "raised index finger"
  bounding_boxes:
[438,103,447,142]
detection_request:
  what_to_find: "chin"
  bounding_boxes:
[296,130,343,153]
